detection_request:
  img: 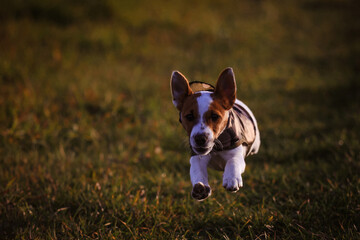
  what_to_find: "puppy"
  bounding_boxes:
[170,67,260,201]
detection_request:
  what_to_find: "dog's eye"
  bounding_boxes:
[211,113,220,122]
[185,113,195,121]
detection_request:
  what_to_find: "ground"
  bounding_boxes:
[0,0,359,239]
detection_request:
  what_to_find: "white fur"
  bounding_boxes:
[219,145,246,190]
[190,92,214,154]
[172,100,178,109]
[190,154,211,186]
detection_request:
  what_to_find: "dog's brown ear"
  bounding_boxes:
[170,71,193,111]
[214,67,237,110]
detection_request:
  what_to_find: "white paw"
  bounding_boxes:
[223,177,243,192]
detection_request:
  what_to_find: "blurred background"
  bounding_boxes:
[1,0,359,239]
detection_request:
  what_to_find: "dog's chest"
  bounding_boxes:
[207,153,227,171]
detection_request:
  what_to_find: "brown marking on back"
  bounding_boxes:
[180,93,201,136]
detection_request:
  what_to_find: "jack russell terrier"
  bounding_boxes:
[170,67,260,201]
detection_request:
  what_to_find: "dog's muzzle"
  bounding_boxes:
[191,134,214,155]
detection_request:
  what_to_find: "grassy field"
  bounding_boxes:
[1,0,359,239]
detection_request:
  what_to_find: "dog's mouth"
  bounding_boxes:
[193,146,213,155]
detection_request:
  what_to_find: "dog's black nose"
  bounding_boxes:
[194,134,207,146]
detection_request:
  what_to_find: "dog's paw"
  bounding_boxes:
[223,177,243,192]
[191,182,211,201]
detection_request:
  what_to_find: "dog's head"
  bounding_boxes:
[170,68,237,155]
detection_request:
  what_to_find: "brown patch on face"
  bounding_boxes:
[204,96,229,139]
[180,93,201,136]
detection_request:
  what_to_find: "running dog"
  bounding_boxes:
[170,67,260,200]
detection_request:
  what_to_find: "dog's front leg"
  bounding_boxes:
[222,146,246,192]
[190,155,211,201]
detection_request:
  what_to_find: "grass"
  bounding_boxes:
[1,0,359,239]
